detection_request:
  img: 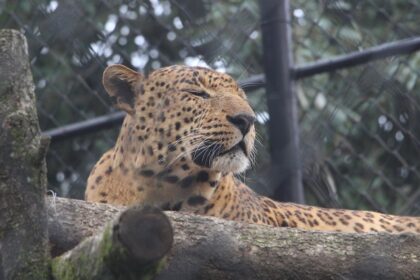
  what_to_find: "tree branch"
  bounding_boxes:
[48,197,420,280]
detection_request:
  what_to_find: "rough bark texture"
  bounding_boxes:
[52,205,173,280]
[48,197,420,280]
[0,29,49,280]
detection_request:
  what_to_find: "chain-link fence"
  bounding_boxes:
[291,0,420,215]
[1,0,419,215]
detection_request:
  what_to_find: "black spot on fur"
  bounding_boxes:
[139,169,155,177]
[95,176,103,184]
[187,195,207,206]
[181,164,190,170]
[179,176,195,188]
[196,171,209,182]
[164,175,179,184]
[158,154,165,164]
[105,166,113,175]
[209,181,218,187]
[203,203,215,213]
[172,201,183,211]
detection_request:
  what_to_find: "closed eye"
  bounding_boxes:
[185,89,210,99]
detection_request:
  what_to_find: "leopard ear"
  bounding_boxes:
[103,64,144,115]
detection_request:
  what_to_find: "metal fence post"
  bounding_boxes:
[258,0,304,203]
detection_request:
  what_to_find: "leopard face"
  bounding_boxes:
[105,64,256,175]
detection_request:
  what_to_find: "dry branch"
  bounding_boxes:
[48,197,420,280]
[52,205,173,280]
[0,29,49,280]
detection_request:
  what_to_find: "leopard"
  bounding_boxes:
[85,64,420,234]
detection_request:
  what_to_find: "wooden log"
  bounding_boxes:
[51,205,173,280]
[0,29,49,280]
[48,197,420,280]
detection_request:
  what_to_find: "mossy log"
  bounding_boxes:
[48,197,420,280]
[0,29,49,280]
[51,205,173,280]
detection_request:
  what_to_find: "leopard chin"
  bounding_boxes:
[211,150,250,174]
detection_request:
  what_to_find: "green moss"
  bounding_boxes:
[51,223,168,279]
[51,256,77,280]
[99,225,113,258]
[51,240,98,280]
[51,226,112,280]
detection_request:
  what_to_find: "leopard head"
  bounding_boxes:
[103,64,256,176]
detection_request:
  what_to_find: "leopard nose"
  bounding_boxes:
[227,114,255,136]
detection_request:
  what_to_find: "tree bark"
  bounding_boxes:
[51,205,173,280]
[0,29,49,280]
[48,197,420,280]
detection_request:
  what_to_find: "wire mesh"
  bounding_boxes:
[292,0,420,215]
[1,0,419,215]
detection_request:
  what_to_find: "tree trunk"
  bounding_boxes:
[0,29,50,280]
[0,30,48,279]
[48,197,420,280]
[52,205,173,280]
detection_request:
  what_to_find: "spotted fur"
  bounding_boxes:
[85,64,420,234]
